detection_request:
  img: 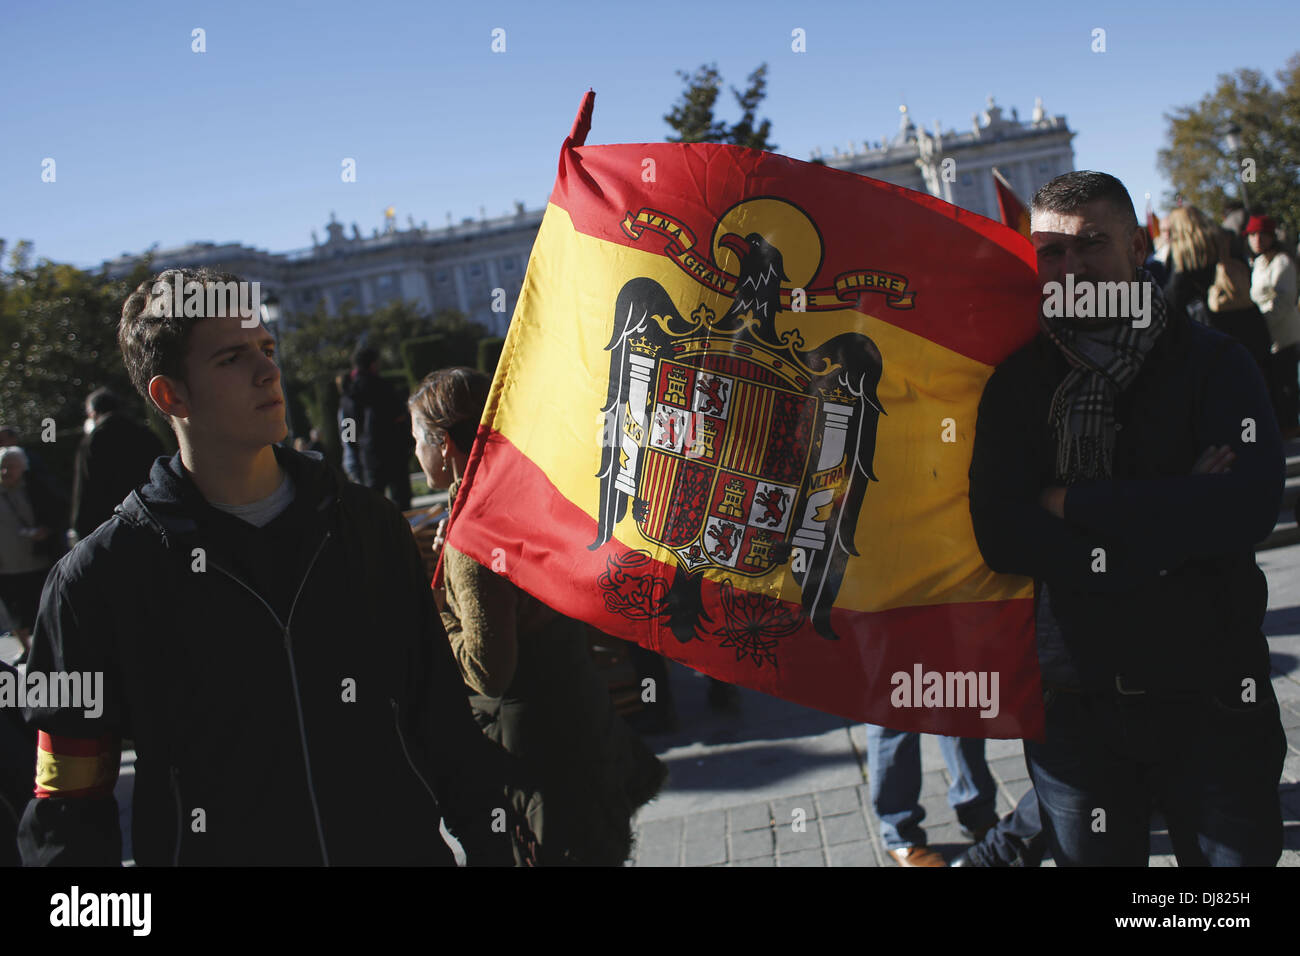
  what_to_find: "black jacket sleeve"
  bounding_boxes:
[1064,341,1284,559]
[17,563,125,866]
[393,509,522,865]
[969,360,1165,591]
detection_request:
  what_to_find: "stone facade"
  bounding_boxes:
[99,97,1073,332]
[816,96,1075,220]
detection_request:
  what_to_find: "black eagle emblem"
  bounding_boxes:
[591,228,885,645]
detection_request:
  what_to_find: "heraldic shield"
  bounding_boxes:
[590,198,888,648]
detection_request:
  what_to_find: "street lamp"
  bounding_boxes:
[259,290,296,440]
[1219,121,1250,215]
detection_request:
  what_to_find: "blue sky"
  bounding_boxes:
[3,0,1297,269]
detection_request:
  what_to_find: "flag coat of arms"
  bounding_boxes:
[444,92,1044,738]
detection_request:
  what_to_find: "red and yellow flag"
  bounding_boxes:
[992,168,1031,240]
[446,92,1044,737]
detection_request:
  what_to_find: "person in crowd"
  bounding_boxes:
[0,426,59,499]
[970,171,1286,866]
[18,267,525,866]
[347,345,413,510]
[0,448,66,664]
[409,366,667,865]
[1163,207,1271,371]
[1222,202,1249,261]
[1246,215,1300,438]
[0,658,35,866]
[864,726,999,866]
[335,372,363,483]
[70,387,165,544]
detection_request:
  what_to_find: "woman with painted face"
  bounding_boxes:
[409,366,667,865]
[1245,215,1300,438]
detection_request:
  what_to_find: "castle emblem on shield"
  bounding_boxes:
[591,197,909,651]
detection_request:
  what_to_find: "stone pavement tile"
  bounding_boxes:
[1150,854,1176,867]
[1272,677,1300,709]
[816,785,863,816]
[827,839,880,866]
[1283,750,1300,784]
[1003,778,1033,805]
[1279,705,1300,731]
[778,847,827,866]
[922,821,966,848]
[683,809,726,839]
[822,811,870,846]
[775,820,822,853]
[729,802,773,832]
[682,810,727,865]
[989,755,1030,783]
[730,827,774,861]
[918,769,949,800]
[684,832,727,866]
[771,794,817,824]
[730,856,776,867]
[634,818,682,867]
[924,802,958,828]
[982,737,1025,761]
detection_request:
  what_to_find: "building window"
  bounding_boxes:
[469,262,483,278]
[502,256,516,273]
[1038,161,1050,173]
[960,172,973,187]
[435,270,449,284]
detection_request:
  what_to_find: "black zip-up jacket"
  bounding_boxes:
[18,444,519,865]
[969,310,1285,696]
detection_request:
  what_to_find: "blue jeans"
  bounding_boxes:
[865,726,998,851]
[1026,686,1286,866]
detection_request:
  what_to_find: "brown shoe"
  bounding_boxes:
[889,845,947,867]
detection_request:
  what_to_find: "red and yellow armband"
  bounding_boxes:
[34,732,121,799]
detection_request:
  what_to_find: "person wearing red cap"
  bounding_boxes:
[1246,215,1300,437]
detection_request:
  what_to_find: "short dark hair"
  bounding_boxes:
[118,267,245,420]
[353,344,380,371]
[408,366,490,456]
[86,387,121,415]
[1031,171,1139,231]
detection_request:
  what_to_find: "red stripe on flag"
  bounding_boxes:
[446,429,1042,739]
[37,731,115,758]
[547,142,1040,368]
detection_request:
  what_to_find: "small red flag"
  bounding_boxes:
[992,168,1031,240]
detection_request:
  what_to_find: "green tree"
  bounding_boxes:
[665,63,775,149]
[1157,53,1300,236]
[727,64,777,151]
[0,248,153,440]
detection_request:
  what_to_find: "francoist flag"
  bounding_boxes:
[444,92,1044,738]
[992,167,1032,240]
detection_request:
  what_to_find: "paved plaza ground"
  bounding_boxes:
[627,541,1300,867]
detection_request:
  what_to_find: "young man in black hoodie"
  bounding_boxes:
[969,172,1287,866]
[18,268,523,865]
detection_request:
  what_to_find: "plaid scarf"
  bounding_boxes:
[1039,268,1167,483]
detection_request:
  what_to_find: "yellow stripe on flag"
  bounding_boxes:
[489,204,1030,613]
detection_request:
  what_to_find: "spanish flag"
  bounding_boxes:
[992,168,1032,240]
[446,92,1044,737]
